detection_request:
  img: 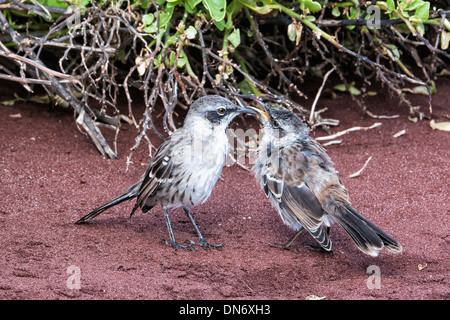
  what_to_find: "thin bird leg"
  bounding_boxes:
[270,227,304,249]
[162,207,194,250]
[183,207,223,250]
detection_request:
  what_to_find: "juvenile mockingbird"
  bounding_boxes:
[76,95,256,250]
[250,103,402,257]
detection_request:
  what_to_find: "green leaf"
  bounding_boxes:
[1,99,17,106]
[430,120,450,132]
[227,28,241,48]
[142,13,154,26]
[416,22,425,36]
[441,30,450,50]
[214,19,226,31]
[415,2,429,21]
[411,83,436,95]
[238,80,252,95]
[306,295,326,300]
[185,0,201,13]
[406,0,425,11]
[287,23,296,42]
[202,0,227,22]
[159,5,175,27]
[333,82,360,95]
[187,0,202,7]
[143,24,157,33]
[384,44,400,61]
[333,83,347,92]
[303,0,321,13]
[226,0,244,21]
[169,51,176,67]
[349,86,361,95]
[185,25,197,39]
[37,0,68,8]
[331,6,340,17]
[386,0,395,12]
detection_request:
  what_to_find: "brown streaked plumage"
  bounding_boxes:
[251,102,402,257]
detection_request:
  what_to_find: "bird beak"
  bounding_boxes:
[236,105,257,115]
[248,101,270,122]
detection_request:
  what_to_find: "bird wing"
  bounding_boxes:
[263,142,331,249]
[135,135,178,209]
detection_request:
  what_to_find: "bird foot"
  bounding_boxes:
[165,240,197,251]
[185,239,224,250]
[269,240,295,250]
[305,242,333,254]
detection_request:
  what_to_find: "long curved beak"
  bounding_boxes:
[248,100,270,122]
[236,105,257,115]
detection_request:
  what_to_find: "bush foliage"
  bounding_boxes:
[0,0,448,158]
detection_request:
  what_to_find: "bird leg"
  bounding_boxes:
[183,207,223,250]
[162,208,195,251]
[269,227,304,249]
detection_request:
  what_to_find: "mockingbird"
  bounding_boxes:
[76,95,256,250]
[250,102,402,257]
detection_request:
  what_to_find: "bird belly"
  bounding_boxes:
[160,143,226,209]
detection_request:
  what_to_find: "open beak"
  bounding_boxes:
[249,100,270,122]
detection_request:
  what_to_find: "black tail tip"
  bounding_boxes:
[74,218,90,225]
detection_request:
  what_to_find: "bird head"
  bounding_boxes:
[185,95,256,130]
[249,101,309,145]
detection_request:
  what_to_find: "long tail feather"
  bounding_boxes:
[309,226,332,251]
[334,205,402,256]
[75,183,140,224]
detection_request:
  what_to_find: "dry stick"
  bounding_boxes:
[0,49,78,83]
[322,140,342,147]
[245,8,304,98]
[7,0,52,20]
[309,66,335,124]
[316,122,382,141]
[349,156,372,179]
[0,11,117,159]
[393,129,406,138]
[0,73,52,85]
[187,42,307,114]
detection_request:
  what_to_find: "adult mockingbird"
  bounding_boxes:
[76,95,256,250]
[251,102,402,257]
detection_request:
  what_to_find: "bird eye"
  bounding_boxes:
[217,107,226,115]
[272,120,280,128]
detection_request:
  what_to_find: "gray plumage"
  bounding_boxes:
[76,95,255,250]
[251,103,402,257]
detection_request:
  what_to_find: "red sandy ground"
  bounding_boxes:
[0,79,448,300]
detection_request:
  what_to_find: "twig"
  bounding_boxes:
[0,73,52,85]
[309,66,334,124]
[0,49,78,83]
[322,139,342,147]
[393,129,406,138]
[349,156,372,179]
[316,123,382,141]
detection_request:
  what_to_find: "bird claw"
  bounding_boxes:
[305,242,333,254]
[165,240,197,251]
[269,240,295,250]
[185,239,224,250]
[165,239,223,251]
